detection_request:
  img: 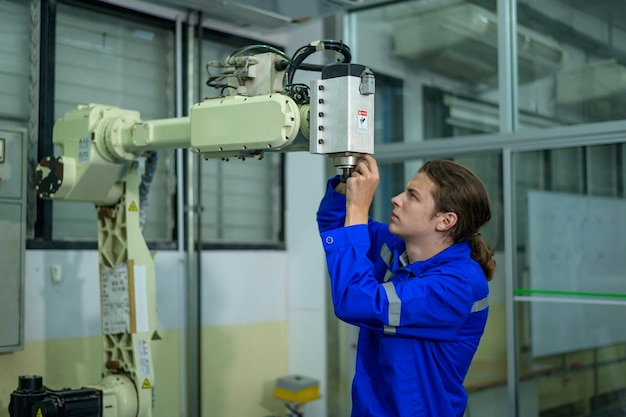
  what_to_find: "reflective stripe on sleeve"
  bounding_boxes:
[380,244,394,282]
[471,296,489,313]
[383,270,394,282]
[382,282,401,327]
[383,325,396,335]
[380,244,392,266]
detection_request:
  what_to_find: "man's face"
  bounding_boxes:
[389,172,442,242]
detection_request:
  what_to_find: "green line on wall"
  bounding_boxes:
[514,289,626,299]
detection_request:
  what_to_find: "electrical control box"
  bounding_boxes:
[0,127,26,352]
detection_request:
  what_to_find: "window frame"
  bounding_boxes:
[28,0,288,251]
[192,29,287,250]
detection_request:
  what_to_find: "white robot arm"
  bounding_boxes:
[35,40,375,205]
[11,40,374,417]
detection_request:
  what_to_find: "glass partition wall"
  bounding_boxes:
[343,0,626,416]
[513,142,626,417]
[516,0,626,128]
[367,132,626,417]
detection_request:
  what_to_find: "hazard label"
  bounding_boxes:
[142,378,152,389]
[129,201,138,212]
[36,409,43,417]
[357,109,368,132]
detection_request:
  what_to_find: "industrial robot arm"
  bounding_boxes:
[10,40,374,417]
[35,40,375,205]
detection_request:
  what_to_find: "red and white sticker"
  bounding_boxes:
[357,109,368,132]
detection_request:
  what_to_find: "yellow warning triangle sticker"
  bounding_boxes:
[36,409,43,417]
[142,378,152,389]
[129,201,138,212]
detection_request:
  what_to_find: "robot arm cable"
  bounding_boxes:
[283,39,352,89]
[227,44,290,61]
[139,150,158,232]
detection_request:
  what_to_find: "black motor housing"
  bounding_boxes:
[9,375,102,417]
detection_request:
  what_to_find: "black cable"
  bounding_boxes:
[274,60,326,72]
[227,44,289,61]
[284,40,351,86]
[281,40,351,105]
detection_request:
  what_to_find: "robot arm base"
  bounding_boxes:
[9,375,103,417]
[8,374,138,417]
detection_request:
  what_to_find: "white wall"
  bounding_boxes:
[24,249,290,339]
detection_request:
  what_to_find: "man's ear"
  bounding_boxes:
[436,212,458,232]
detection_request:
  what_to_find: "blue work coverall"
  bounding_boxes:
[317,176,489,417]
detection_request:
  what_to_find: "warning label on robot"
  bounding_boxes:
[357,109,368,133]
[101,264,130,334]
[137,338,152,377]
[78,136,90,164]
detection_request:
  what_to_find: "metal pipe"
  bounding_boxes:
[503,148,519,417]
[184,11,201,417]
[194,12,204,416]
[175,14,187,417]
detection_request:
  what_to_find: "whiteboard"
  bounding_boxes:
[527,190,626,357]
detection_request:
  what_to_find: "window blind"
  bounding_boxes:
[0,0,30,121]
[52,2,175,242]
[195,38,283,244]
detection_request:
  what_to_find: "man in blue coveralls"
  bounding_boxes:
[317,155,495,417]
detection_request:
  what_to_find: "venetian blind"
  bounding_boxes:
[195,39,283,244]
[0,0,30,121]
[52,2,176,241]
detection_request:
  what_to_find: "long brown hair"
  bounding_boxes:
[420,160,496,280]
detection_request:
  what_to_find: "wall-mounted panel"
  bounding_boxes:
[0,127,26,352]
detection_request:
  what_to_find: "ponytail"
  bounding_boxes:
[469,234,496,281]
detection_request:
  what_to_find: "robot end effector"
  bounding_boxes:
[189,60,376,167]
[197,42,376,175]
[309,62,375,180]
[204,40,376,175]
